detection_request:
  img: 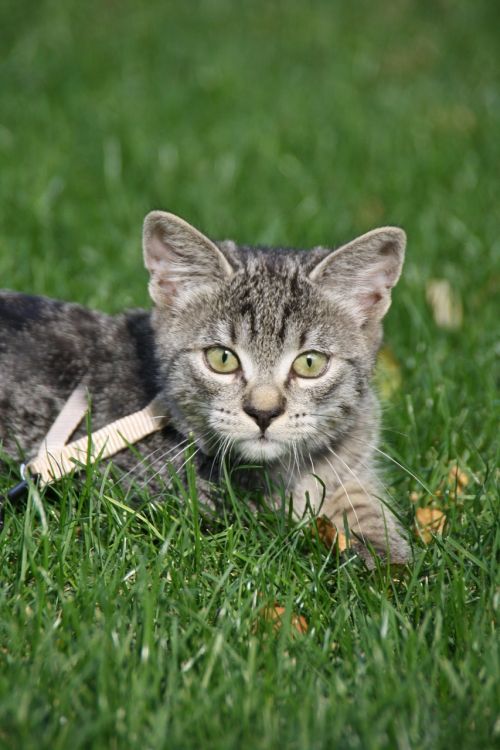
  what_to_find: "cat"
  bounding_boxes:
[0,211,411,564]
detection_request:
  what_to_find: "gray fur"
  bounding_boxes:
[0,212,410,565]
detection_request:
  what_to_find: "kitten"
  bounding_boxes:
[0,211,410,564]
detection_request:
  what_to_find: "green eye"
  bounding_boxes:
[292,351,329,378]
[205,346,240,374]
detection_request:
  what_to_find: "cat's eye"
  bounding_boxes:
[205,346,240,374]
[292,351,329,378]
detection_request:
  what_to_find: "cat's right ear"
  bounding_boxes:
[143,211,234,306]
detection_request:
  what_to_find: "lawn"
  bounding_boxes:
[0,0,499,748]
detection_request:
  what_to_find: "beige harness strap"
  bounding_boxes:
[42,383,89,451]
[27,390,168,486]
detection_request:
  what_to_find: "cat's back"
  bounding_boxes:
[0,292,159,460]
[0,291,114,386]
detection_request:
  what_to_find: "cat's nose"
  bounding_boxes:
[243,403,285,432]
[243,385,286,433]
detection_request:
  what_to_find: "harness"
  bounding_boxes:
[1,383,168,529]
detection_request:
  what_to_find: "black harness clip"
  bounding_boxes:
[1,471,32,532]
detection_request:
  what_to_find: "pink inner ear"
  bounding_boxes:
[158,277,176,293]
[149,275,177,306]
[148,233,172,267]
[356,290,384,315]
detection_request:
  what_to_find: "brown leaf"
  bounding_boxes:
[448,466,469,494]
[315,517,348,552]
[260,605,308,635]
[415,507,446,544]
[315,516,336,546]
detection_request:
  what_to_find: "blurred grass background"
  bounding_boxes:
[0,0,499,748]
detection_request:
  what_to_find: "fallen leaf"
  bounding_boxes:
[415,507,446,544]
[260,604,308,635]
[448,465,469,495]
[426,279,463,330]
[315,516,336,546]
[315,517,348,552]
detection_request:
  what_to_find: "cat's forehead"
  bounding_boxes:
[212,250,340,356]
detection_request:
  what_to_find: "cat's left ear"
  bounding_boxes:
[308,227,406,324]
[143,211,234,306]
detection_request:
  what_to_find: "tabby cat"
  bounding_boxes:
[0,211,410,563]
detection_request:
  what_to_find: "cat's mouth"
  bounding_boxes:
[236,435,286,462]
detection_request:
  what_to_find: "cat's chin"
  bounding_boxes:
[236,437,286,463]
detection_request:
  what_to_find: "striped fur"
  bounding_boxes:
[0,211,410,565]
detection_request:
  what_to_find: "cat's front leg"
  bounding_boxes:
[323,479,411,565]
[293,469,411,565]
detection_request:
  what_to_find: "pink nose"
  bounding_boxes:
[242,385,286,432]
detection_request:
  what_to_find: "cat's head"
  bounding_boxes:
[143,211,406,463]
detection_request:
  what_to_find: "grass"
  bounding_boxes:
[0,0,499,747]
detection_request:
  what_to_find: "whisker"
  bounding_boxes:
[307,450,322,510]
[140,444,202,494]
[111,435,194,489]
[210,434,228,485]
[139,429,212,479]
[175,446,201,479]
[340,443,394,500]
[291,440,300,478]
[138,437,199,491]
[378,427,410,437]
[285,443,294,481]
[321,454,367,545]
[311,426,374,496]
[311,418,427,497]
[220,436,233,476]
[350,437,434,495]
[308,413,409,438]
[304,422,368,544]
[144,444,203,499]
[327,444,373,506]
[213,436,228,482]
